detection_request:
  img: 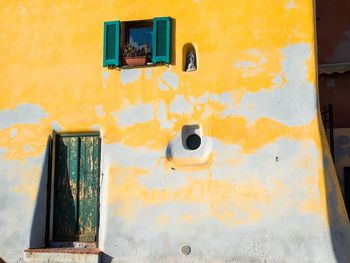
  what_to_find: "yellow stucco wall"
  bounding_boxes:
[0,1,349,262]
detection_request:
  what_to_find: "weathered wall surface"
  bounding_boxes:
[0,1,349,262]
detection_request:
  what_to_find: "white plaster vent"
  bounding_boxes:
[166,124,212,165]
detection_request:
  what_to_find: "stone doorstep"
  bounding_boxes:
[24,248,102,263]
[49,242,97,249]
[25,248,101,254]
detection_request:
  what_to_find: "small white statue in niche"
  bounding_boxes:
[186,50,197,72]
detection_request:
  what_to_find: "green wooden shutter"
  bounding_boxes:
[152,17,171,64]
[103,21,120,67]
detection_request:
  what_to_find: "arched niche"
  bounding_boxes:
[182,43,197,72]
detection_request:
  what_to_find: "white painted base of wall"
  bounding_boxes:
[24,251,100,263]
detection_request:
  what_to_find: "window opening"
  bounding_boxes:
[122,20,153,66]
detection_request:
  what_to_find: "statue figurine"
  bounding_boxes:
[186,50,196,72]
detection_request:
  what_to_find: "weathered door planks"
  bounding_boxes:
[52,134,100,242]
[79,136,100,241]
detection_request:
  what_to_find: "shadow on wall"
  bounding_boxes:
[101,253,113,263]
[29,137,52,248]
[318,117,350,262]
[170,18,176,66]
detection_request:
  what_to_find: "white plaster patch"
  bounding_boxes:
[10,129,17,138]
[98,142,109,252]
[234,61,257,68]
[169,95,193,114]
[272,74,284,88]
[103,138,346,262]
[197,92,210,104]
[0,104,48,130]
[285,0,296,10]
[201,105,214,118]
[90,124,102,131]
[137,164,197,190]
[209,93,220,102]
[23,145,35,152]
[138,167,209,191]
[102,71,110,80]
[157,101,173,129]
[104,143,161,169]
[95,105,105,117]
[212,138,318,188]
[102,70,110,89]
[233,50,267,78]
[51,121,63,131]
[120,69,142,85]
[162,69,179,90]
[145,68,152,80]
[158,78,169,91]
[0,148,47,261]
[223,43,316,126]
[113,102,154,128]
[210,91,232,105]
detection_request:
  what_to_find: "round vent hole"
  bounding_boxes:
[181,245,191,255]
[186,134,201,150]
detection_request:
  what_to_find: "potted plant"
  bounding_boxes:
[122,42,151,66]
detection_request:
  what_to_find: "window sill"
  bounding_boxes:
[108,62,169,70]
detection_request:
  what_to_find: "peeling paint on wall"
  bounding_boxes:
[51,121,63,132]
[96,105,105,118]
[222,43,316,126]
[120,69,142,84]
[169,95,193,114]
[285,0,296,10]
[0,104,48,130]
[0,0,349,262]
[112,102,154,128]
[161,69,179,90]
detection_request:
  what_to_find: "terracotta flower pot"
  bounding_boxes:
[122,56,147,66]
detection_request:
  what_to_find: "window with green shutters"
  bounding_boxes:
[103,17,171,68]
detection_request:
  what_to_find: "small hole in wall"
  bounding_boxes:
[182,43,197,72]
[186,134,201,150]
[181,245,191,255]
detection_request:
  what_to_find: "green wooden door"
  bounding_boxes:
[53,134,100,242]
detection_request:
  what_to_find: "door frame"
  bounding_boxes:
[46,131,101,246]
